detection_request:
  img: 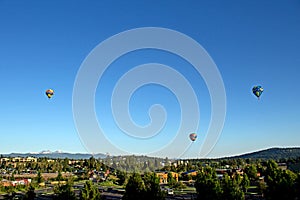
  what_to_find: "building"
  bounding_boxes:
[278,163,287,170]
[156,171,178,184]
[182,170,198,177]
[12,157,37,162]
[0,179,32,187]
[0,158,9,163]
[11,179,32,186]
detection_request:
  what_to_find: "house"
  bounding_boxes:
[0,179,12,187]
[26,157,37,162]
[11,179,32,186]
[1,179,32,187]
[278,163,287,170]
[232,168,244,176]
[182,169,198,177]
[156,171,178,184]
[12,157,37,163]
[68,160,80,165]
[215,169,232,179]
[0,158,9,163]
[50,181,67,185]
[215,169,232,175]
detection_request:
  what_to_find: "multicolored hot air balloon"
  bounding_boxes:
[252,85,263,100]
[189,133,197,142]
[45,89,54,99]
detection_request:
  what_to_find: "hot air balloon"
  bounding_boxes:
[45,89,54,99]
[189,133,197,142]
[252,85,263,100]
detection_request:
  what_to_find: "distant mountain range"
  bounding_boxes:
[1,147,300,160]
[1,150,106,160]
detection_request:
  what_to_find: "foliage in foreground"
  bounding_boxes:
[80,181,102,200]
[123,172,165,200]
[53,180,76,200]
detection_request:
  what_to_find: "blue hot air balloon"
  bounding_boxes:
[252,85,263,100]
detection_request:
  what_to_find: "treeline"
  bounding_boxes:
[120,160,300,200]
[194,160,300,200]
[165,157,300,173]
[0,157,111,174]
[102,155,167,172]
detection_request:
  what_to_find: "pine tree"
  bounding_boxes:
[241,173,250,193]
[123,173,145,200]
[24,184,36,200]
[221,174,244,200]
[143,173,165,200]
[54,180,76,200]
[36,170,44,184]
[195,167,222,200]
[80,181,101,200]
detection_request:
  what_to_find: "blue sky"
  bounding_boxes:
[0,0,299,158]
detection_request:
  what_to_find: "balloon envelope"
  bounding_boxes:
[189,133,197,141]
[45,89,54,99]
[252,86,263,99]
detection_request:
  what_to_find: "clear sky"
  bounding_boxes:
[0,0,299,158]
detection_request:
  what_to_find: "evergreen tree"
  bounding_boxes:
[11,171,15,181]
[195,167,222,200]
[295,173,300,199]
[24,184,36,200]
[264,160,297,200]
[241,173,250,193]
[62,158,70,172]
[167,172,176,188]
[116,170,126,185]
[80,181,101,200]
[89,157,96,170]
[221,174,244,200]
[143,173,165,200]
[36,170,44,184]
[56,170,63,181]
[123,173,145,200]
[54,180,76,200]
[244,164,258,181]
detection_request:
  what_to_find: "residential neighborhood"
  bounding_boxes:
[0,151,299,199]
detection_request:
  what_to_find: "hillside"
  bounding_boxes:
[229,147,300,160]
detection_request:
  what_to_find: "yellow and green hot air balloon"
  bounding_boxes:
[45,89,54,99]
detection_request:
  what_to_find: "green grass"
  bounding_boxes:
[246,185,259,195]
[98,181,118,187]
[174,187,196,194]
